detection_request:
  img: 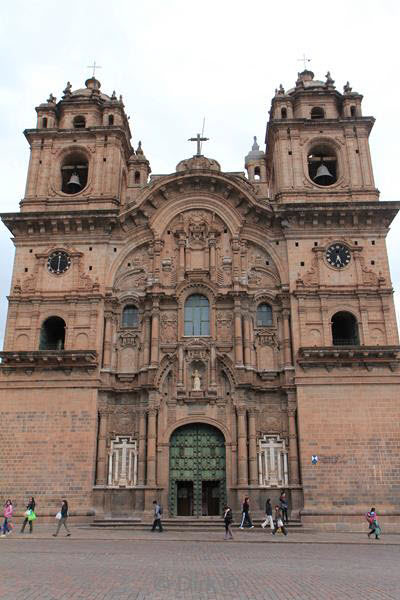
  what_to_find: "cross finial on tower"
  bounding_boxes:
[87,60,102,78]
[188,132,209,156]
[297,54,311,71]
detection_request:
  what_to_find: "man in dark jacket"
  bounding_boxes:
[239,496,254,529]
[261,498,274,531]
[151,500,163,532]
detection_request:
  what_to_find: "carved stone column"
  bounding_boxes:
[96,409,110,485]
[146,408,157,485]
[138,409,147,485]
[248,409,258,485]
[287,391,300,484]
[178,238,186,282]
[143,313,151,368]
[243,312,252,369]
[282,308,292,367]
[234,298,244,367]
[150,304,160,367]
[102,315,113,369]
[237,407,248,485]
[209,236,217,282]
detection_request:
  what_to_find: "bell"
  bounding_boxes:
[314,163,333,182]
[67,172,81,192]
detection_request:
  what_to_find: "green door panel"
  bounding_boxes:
[169,424,226,517]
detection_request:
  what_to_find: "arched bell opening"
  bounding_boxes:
[60,151,89,194]
[308,143,338,186]
[310,106,325,119]
[331,311,359,346]
[39,316,66,350]
[73,115,86,129]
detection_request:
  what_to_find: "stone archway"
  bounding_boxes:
[169,423,226,517]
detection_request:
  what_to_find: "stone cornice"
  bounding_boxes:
[0,350,98,374]
[275,201,400,230]
[1,209,120,237]
[297,345,400,371]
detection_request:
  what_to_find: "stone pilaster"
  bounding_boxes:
[237,406,248,485]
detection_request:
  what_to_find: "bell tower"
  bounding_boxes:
[23,77,133,212]
[266,70,378,203]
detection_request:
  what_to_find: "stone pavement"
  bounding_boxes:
[0,525,399,599]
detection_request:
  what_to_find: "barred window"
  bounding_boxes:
[108,436,138,487]
[258,434,288,487]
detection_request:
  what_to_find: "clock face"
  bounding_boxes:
[325,244,351,269]
[47,251,71,275]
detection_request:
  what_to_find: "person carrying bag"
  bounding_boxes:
[21,497,36,534]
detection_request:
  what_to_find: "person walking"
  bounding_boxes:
[53,500,71,537]
[223,505,234,540]
[239,496,254,529]
[261,498,274,532]
[272,504,287,536]
[366,507,381,540]
[151,500,163,532]
[1,500,13,536]
[21,497,36,534]
[279,491,289,524]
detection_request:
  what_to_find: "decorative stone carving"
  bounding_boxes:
[119,332,139,347]
[256,328,278,348]
[160,312,177,343]
[260,415,281,433]
[216,311,233,341]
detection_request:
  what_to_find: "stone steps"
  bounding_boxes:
[91,517,302,530]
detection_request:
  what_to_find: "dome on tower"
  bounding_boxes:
[245,136,265,164]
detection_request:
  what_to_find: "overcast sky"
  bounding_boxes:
[0,0,399,348]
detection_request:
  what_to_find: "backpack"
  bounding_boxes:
[159,505,163,516]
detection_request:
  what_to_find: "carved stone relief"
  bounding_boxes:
[160,312,178,343]
[216,311,233,342]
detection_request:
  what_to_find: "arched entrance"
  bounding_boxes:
[169,423,226,517]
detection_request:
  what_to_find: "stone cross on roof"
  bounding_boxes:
[188,132,209,156]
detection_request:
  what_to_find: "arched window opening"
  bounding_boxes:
[331,312,359,346]
[39,316,66,350]
[61,151,88,194]
[108,114,114,126]
[254,166,261,180]
[42,117,48,128]
[184,294,210,336]
[256,303,273,327]
[308,143,337,186]
[134,171,141,184]
[122,305,139,328]
[281,107,287,119]
[311,107,325,119]
[350,105,356,117]
[73,115,86,129]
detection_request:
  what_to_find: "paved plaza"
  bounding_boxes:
[0,526,399,599]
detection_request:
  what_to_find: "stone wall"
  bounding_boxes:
[297,377,400,530]
[0,382,98,518]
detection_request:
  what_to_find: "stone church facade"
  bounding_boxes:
[1,70,400,529]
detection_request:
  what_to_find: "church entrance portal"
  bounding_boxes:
[169,424,226,517]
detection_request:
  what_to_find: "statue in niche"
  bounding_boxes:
[192,369,202,391]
